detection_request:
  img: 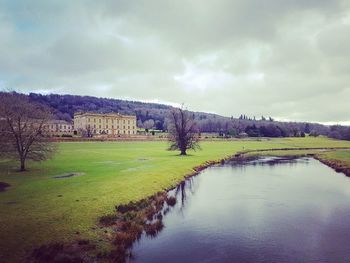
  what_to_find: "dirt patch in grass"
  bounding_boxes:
[0,182,10,192]
[53,172,85,179]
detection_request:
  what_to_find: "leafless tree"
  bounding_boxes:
[168,106,200,155]
[143,119,155,129]
[82,124,94,137]
[0,92,57,171]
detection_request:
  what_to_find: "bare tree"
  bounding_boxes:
[168,106,200,155]
[143,119,155,130]
[82,124,94,137]
[0,92,57,171]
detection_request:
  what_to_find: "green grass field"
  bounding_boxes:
[1,137,350,262]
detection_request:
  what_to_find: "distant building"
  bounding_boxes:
[74,112,137,136]
[43,120,74,136]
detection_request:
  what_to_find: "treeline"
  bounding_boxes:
[328,125,350,140]
[27,93,350,140]
[195,117,329,138]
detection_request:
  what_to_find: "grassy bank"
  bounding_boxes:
[1,137,350,261]
[315,150,350,176]
[317,150,350,166]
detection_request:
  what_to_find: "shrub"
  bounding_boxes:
[116,202,138,213]
[144,206,156,221]
[144,220,164,237]
[113,232,135,248]
[108,246,128,263]
[166,196,177,206]
[99,214,118,226]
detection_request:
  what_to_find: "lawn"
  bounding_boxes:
[1,137,350,262]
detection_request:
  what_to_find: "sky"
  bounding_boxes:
[0,0,349,125]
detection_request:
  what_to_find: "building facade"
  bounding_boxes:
[74,112,137,136]
[43,120,74,136]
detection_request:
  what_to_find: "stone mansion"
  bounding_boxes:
[74,112,137,136]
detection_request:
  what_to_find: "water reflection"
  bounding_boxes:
[130,157,350,263]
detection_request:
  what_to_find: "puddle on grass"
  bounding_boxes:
[53,172,85,179]
[0,182,10,192]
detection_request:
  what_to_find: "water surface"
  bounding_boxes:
[131,157,350,263]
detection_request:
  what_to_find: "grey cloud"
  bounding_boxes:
[0,0,349,124]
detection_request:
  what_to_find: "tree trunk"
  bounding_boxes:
[180,149,187,155]
[20,158,26,171]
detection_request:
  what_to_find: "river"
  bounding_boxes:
[130,157,350,263]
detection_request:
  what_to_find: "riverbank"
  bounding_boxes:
[130,156,350,263]
[1,138,350,262]
[241,148,350,177]
[315,150,350,177]
[101,148,350,262]
[31,148,350,262]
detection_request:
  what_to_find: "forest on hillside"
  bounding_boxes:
[28,93,350,140]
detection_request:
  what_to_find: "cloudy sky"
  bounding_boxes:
[0,0,349,124]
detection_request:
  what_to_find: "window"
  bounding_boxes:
[94,118,96,123]
[99,125,101,128]
[88,118,90,122]
[123,120,125,124]
[106,119,108,123]
[128,126,130,129]
[128,130,130,134]
[94,124,96,128]
[123,126,125,129]
[106,125,108,128]
[99,119,101,123]
[128,120,130,124]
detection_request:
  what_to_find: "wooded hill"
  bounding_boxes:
[28,93,349,140]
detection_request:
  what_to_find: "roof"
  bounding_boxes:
[46,120,73,125]
[74,112,136,118]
